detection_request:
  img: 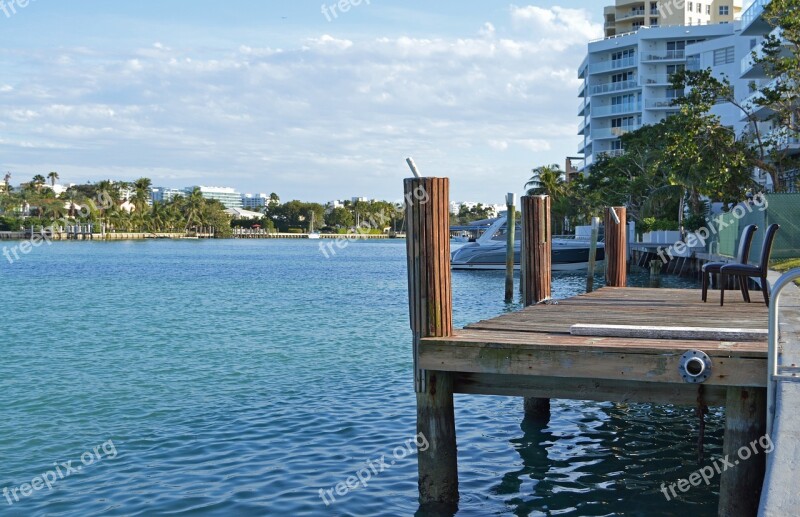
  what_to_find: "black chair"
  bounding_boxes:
[701,224,758,303]
[720,224,781,307]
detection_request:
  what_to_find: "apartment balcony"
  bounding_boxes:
[768,131,800,154]
[589,55,637,75]
[591,102,642,118]
[590,80,640,96]
[579,81,587,98]
[741,0,772,36]
[740,77,779,121]
[578,137,592,154]
[645,98,681,110]
[578,55,589,79]
[741,32,790,79]
[641,74,672,86]
[578,99,590,117]
[598,149,626,159]
[593,125,642,140]
[641,50,686,62]
[616,8,646,21]
[578,118,589,135]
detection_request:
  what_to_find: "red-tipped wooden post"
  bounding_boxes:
[404,176,458,507]
[604,206,627,288]
[521,195,551,418]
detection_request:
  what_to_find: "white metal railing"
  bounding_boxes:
[590,56,637,74]
[617,8,646,20]
[643,50,686,61]
[641,74,672,85]
[592,102,642,117]
[593,125,641,139]
[590,80,639,95]
[766,268,800,436]
[742,0,770,29]
[598,149,626,158]
[645,98,681,109]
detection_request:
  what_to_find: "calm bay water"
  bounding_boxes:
[1,239,723,516]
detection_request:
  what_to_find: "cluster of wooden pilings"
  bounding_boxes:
[404,177,630,506]
[404,177,767,515]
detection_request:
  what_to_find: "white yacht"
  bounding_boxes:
[450,216,604,271]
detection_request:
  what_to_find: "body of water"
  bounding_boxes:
[1,239,723,516]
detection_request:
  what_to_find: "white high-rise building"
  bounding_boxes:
[737,0,799,190]
[578,22,741,169]
[603,0,742,38]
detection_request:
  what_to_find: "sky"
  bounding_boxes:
[1,0,605,203]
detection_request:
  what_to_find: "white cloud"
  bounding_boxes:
[1,4,597,200]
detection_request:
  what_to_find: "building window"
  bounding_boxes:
[650,2,659,15]
[706,4,711,14]
[719,5,729,15]
[697,3,702,13]
[688,17,693,25]
[713,46,735,65]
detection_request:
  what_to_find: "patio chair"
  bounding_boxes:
[701,224,758,303]
[719,224,781,307]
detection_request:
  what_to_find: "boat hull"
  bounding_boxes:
[451,242,605,271]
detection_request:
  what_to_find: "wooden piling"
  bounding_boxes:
[718,387,767,517]
[521,195,551,418]
[504,193,516,303]
[521,195,551,306]
[586,216,600,293]
[604,207,627,288]
[404,177,458,507]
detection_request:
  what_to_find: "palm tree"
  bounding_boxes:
[131,178,151,209]
[3,172,10,195]
[47,171,59,187]
[525,165,567,198]
[182,187,206,230]
[526,164,573,234]
[32,174,46,191]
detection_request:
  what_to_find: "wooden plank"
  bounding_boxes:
[454,373,728,405]
[424,329,767,356]
[419,340,766,386]
[570,324,768,342]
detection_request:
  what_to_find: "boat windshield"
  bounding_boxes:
[487,222,522,242]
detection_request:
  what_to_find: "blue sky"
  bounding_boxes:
[2,1,604,202]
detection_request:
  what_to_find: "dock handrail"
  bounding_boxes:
[767,268,800,437]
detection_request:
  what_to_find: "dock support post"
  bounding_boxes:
[404,177,458,507]
[604,207,627,288]
[521,195,551,307]
[718,387,766,517]
[504,193,516,303]
[586,216,600,293]
[521,195,551,418]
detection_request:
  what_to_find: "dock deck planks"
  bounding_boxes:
[420,287,768,395]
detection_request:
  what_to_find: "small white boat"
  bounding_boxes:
[308,213,321,239]
[450,216,604,271]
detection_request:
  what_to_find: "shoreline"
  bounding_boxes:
[0,230,402,241]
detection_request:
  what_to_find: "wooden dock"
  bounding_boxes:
[405,177,769,516]
[421,287,766,406]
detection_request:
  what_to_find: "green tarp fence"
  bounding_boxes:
[709,193,800,261]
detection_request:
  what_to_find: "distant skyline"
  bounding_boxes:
[2,1,606,203]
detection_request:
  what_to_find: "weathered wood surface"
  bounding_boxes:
[521,195,551,306]
[604,207,627,288]
[404,177,459,507]
[419,287,768,391]
[570,324,768,342]
[454,373,729,405]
